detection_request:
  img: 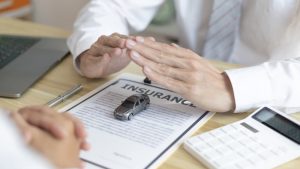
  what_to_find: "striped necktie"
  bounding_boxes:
[203,0,242,60]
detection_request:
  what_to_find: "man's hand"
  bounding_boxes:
[17,106,90,151]
[10,108,84,169]
[78,33,131,78]
[126,37,235,113]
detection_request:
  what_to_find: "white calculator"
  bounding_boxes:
[184,107,300,169]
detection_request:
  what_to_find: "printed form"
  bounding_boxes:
[61,74,214,169]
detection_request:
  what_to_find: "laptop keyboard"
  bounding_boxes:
[0,36,40,69]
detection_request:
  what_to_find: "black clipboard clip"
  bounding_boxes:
[143,77,151,84]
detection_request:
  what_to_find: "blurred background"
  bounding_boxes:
[0,0,178,42]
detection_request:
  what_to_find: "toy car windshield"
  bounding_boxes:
[121,99,135,108]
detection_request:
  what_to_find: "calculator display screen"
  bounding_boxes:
[252,107,300,144]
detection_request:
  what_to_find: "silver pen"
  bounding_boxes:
[46,84,83,107]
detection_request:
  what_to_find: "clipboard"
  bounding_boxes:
[60,73,214,169]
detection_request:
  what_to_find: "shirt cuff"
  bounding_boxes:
[67,35,98,75]
[225,64,273,113]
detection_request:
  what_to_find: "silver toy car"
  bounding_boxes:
[114,94,150,121]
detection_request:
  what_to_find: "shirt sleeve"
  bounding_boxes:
[67,0,164,74]
[225,58,300,114]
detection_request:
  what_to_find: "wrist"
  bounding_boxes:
[220,72,236,112]
[77,50,89,70]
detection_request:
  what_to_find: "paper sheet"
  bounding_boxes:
[61,74,214,169]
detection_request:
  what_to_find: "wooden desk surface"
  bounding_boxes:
[0,18,299,169]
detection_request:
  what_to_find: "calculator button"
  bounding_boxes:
[247,154,265,165]
[214,153,242,166]
[239,129,248,136]
[258,150,276,161]
[211,161,221,168]
[258,141,270,150]
[230,142,245,152]
[240,122,259,133]
[203,149,222,160]
[236,147,254,158]
[277,145,288,154]
[248,136,259,142]
[198,132,214,142]
[219,135,234,144]
[207,138,222,148]
[248,143,265,154]
[194,146,210,154]
[229,131,246,140]
[220,125,236,133]
[231,123,242,130]
[195,143,211,153]
[215,145,231,155]
[186,137,203,146]
[270,148,281,156]
[238,137,255,146]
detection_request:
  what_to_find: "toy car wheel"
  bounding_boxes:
[128,114,133,120]
[145,103,150,110]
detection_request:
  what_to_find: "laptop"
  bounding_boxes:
[0,34,69,98]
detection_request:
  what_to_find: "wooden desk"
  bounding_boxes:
[0,18,299,169]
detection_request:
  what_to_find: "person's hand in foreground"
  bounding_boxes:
[10,106,89,169]
[126,37,235,113]
[78,33,131,78]
[17,106,90,151]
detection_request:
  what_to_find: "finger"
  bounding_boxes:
[80,141,91,151]
[110,33,139,41]
[171,43,181,48]
[20,111,67,139]
[127,41,186,68]
[19,106,55,115]
[130,50,189,81]
[134,36,192,58]
[129,50,150,68]
[129,49,189,71]
[130,50,181,81]
[9,112,32,143]
[73,159,82,169]
[88,43,122,56]
[130,50,173,75]
[79,160,86,169]
[110,32,129,39]
[63,113,91,151]
[143,66,188,94]
[133,36,156,42]
[170,42,221,73]
[97,35,126,48]
[63,113,87,139]
[18,107,67,139]
[149,62,189,82]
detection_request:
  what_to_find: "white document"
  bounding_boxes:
[61,73,214,169]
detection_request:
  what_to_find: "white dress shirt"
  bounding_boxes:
[68,0,300,113]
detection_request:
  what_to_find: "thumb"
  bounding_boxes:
[9,111,32,144]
